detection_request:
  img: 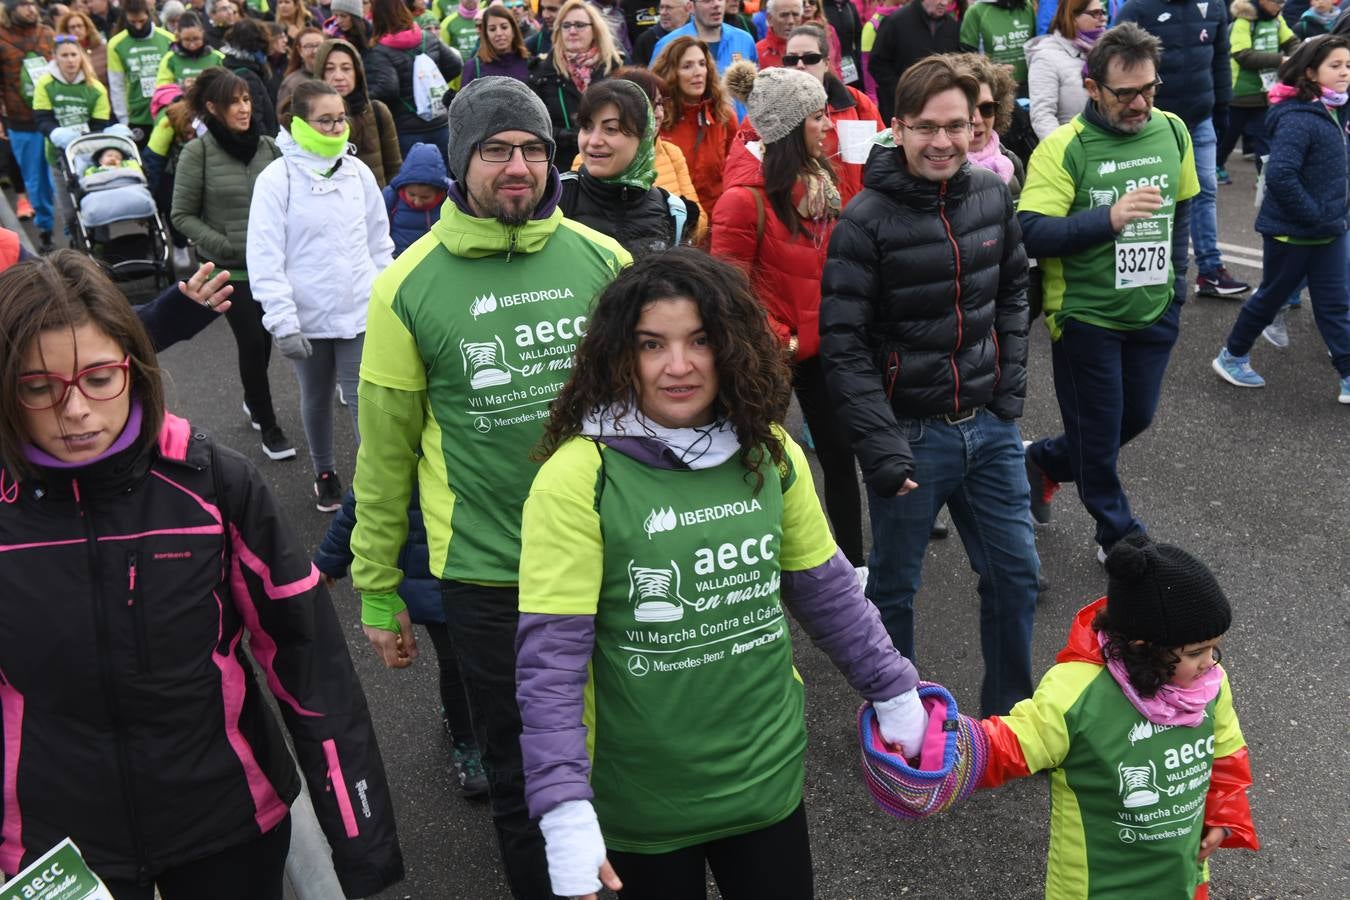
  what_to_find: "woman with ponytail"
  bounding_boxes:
[246,79,394,513]
[1212,34,1350,404]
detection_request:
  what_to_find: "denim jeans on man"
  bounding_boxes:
[441,581,558,900]
[1189,118,1223,275]
[1027,301,1181,552]
[1226,233,1350,376]
[8,127,53,232]
[865,409,1039,717]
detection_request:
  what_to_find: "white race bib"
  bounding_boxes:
[1260,70,1278,91]
[840,56,860,84]
[1114,240,1170,289]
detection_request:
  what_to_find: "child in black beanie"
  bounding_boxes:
[973,532,1260,899]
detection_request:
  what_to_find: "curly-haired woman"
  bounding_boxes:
[514,247,926,900]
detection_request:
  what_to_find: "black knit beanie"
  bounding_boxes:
[1104,533,1231,647]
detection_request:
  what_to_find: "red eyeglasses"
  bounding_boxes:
[18,356,131,410]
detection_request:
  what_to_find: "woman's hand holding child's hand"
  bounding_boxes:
[874,688,928,759]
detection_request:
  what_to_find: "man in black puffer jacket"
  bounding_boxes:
[820,55,1040,718]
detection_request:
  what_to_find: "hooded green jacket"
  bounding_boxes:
[350,191,630,627]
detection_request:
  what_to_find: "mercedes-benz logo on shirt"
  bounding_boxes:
[627,655,650,677]
[474,416,492,434]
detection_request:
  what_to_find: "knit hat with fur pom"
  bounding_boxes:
[1104,533,1231,648]
[724,60,828,145]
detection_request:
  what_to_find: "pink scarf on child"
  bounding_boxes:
[1098,631,1224,727]
[967,129,1014,184]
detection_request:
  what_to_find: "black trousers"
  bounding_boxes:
[222,280,278,431]
[440,580,556,900]
[793,356,864,566]
[607,800,815,900]
[102,814,291,900]
[422,619,475,743]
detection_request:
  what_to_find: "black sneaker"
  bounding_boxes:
[1196,267,1250,297]
[260,425,296,461]
[929,517,949,540]
[451,741,490,801]
[38,231,53,254]
[314,471,343,512]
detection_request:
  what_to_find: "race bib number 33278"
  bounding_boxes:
[1115,240,1169,289]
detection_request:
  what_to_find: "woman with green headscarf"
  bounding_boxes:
[559,78,700,258]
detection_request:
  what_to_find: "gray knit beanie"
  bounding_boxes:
[447,76,555,180]
[330,0,363,18]
[724,60,828,145]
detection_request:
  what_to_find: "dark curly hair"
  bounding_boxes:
[536,248,792,490]
[1092,609,1223,697]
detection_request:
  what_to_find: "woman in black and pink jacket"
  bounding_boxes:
[0,251,404,900]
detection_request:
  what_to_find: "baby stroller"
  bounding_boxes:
[61,133,170,289]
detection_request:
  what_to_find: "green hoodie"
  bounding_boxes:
[350,194,630,627]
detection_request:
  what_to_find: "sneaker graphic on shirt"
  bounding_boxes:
[1118,761,1162,809]
[628,559,688,623]
[460,337,512,390]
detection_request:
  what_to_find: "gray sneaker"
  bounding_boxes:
[1261,309,1289,348]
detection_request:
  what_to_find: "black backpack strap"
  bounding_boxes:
[558,170,580,215]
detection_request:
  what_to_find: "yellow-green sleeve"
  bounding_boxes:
[1017,126,1079,217]
[1211,670,1246,757]
[31,74,53,112]
[1171,113,1200,202]
[107,34,126,73]
[518,438,606,616]
[775,426,838,573]
[93,83,111,120]
[155,51,175,87]
[996,660,1100,773]
[147,115,175,156]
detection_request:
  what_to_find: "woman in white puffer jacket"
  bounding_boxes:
[1023,0,1105,140]
[247,79,394,513]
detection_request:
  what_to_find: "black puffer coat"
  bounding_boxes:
[819,142,1029,496]
[559,169,696,257]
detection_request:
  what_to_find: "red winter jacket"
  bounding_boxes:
[660,99,737,220]
[711,138,836,362]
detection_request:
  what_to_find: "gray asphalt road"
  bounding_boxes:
[14,150,1349,899]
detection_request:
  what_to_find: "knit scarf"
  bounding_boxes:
[564,45,599,94]
[1076,26,1104,78]
[792,158,841,223]
[290,116,351,164]
[457,1,477,17]
[205,114,261,164]
[1098,631,1224,727]
[1267,82,1350,107]
[967,129,1014,184]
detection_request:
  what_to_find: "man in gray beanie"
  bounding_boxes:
[350,76,631,900]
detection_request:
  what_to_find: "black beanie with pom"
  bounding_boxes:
[1104,533,1232,647]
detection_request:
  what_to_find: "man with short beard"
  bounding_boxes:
[632,0,687,64]
[756,0,803,69]
[820,54,1038,719]
[1017,23,1198,565]
[350,76,629,900]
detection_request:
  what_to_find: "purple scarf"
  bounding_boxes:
[23,397,144,470]
[1098,630,1223,727]
[1077,27,1104,78]
[967,129,1014,183]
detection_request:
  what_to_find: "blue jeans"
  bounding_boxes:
[1028,302,1181,550]
[865,409,1039,717]
[1226,233,1350,376]
[9,127,52,232]
[1189,118,1222,275]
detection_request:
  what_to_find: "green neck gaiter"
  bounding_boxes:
[290,116,351,164]
[600,82,657,192]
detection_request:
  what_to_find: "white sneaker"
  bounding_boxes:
[242,401,261,431]
[854,565,869,592]
[172,245,192,274]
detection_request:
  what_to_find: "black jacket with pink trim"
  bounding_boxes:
[0,414,403,896]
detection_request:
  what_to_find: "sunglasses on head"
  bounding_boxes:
[54,33,81,43]
[782,52,825,67]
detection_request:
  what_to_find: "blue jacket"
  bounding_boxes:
[1117,0,1231,127]
[1255,99,1350,239]
[382,142,450,258]
[651,21,758,70]
[314,489,444,624]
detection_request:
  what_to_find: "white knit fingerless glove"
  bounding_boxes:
[539,799,606,897]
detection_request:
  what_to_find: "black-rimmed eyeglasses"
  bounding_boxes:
[478,141,553,163]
